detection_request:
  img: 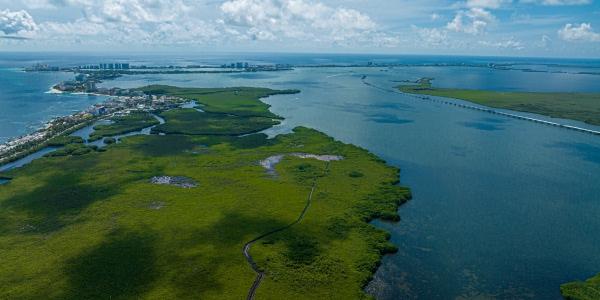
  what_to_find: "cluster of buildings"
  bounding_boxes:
[0,130,48,157]
[219,62,293,72]
[25,63,131,72]
[55,73,97,93]
[247,64,293,71]
[96,87,144,97]
[78,63,130,70]
[87,93,182,117]
[1,91,187,162]
[24,64,60,71]
[221,62,250,69]
[55,71,123,93]
[0,111,93,160]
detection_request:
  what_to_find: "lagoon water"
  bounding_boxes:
[2,53,600,299]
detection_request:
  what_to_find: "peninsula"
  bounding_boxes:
[0,85,410,299]
[398,78,600,126]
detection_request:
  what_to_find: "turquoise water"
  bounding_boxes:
[0,68,106,144]
[2,54,600,299]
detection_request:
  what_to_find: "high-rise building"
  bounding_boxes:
[85,81,97,92]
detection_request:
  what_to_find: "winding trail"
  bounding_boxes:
[243,163,329,300]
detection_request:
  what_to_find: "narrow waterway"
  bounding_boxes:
[0,114,165,173]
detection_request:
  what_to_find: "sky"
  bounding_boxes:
[0,0,599,58]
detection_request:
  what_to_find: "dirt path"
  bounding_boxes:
[243,163,329,300]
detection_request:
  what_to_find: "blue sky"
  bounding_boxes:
[0,0,599,57]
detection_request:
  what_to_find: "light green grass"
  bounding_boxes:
[0,86,409,299]
[399,78,600,126]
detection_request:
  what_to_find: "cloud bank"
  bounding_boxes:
[558,23,600,42]
[0,9,37,35]
[1,0,599,56]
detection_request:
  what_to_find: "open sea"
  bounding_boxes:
[1,52,600,299]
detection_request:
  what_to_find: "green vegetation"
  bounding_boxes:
[103,137,116,144]
[0,86,410,299]
[47,136,84,147]
[399,78,600,126]
[44,143,99,157]
[561,273,600,300]
[89,112,159,141]
[153,108,279,136]
[139,85,299,118]
[349,171,364,178]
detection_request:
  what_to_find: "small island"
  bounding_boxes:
[0,85,410,299]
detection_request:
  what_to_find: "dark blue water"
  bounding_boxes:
[2,53,600,299]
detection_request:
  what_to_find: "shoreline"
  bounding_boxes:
[0,85,412,299]
[391,78,600,135]
[45,85,109,97]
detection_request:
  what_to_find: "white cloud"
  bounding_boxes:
[521,0,591,5]
[7,0,394,49]
[536,34,552,47]
[447,7,495,35]
[413,26,448,45]
[220,0,377,43]
[82,0,191,24]
[479,37,524,49]
[558,23,600,42]
[0,9,38,36]
[22,0,193,23]
[12,1,227,45]
[22,0,69,9]
[466,0,510,9]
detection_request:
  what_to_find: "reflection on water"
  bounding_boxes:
[460,121,505,131]
[547,142,600,165]
[367,114,414,125]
